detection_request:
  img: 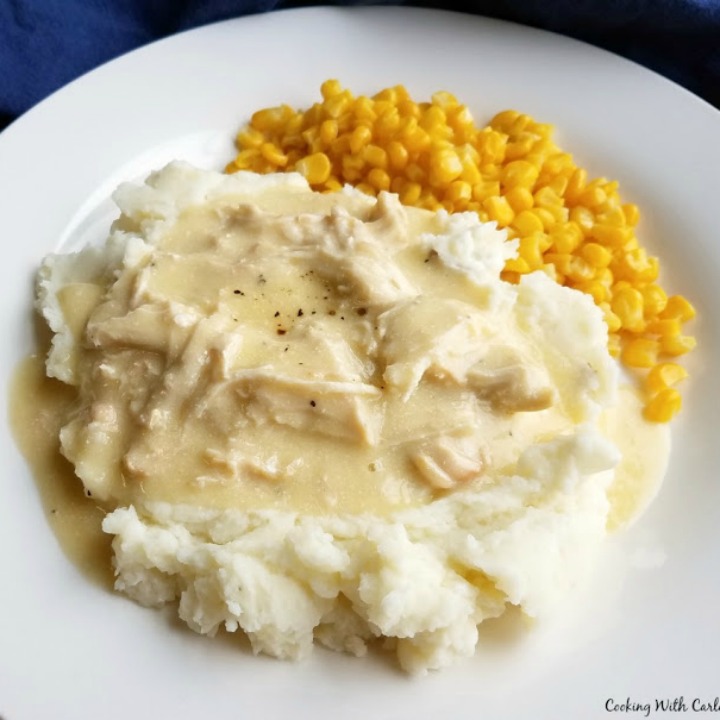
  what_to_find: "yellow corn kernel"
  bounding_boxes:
[354,182,376,196]
[640,284,668,317]
[603,179,619,195]
[504,256,531,274]
[565,256,595,283]
[319,119,339,147]
[569,206,595,233]
[301,128,323,154]
[564,167,587,204]
[447,106,475,142]
[456,160,480,186]
[643,388,682,423]
[236,127,266,149]
[394,85,411,103]
[504,186,534,213]
[285,149,303,167]
[543,174,569,197]
[231,147,261,170]
[596,206,625,227]
[387,140,409,171]
[285,112,304,136]
[324,92,352,118]
[577,184,607,208]
[500,160,539,189]
[622,202,641,226]
[536,231,553,252]
[396,97,419,119]
[542,150,572,174]
[612,247,655,282]
[419,105,447,134]
[329,133,351,157]
[390,176,405,195]
[399,181,422,206]
[546,203,570,225]
[646,317,682,337]
[505,132,537,160]
[611,286,645,332]
[259,142,288,167]
[480,163,501,181]
[660,295,697,322]
[612,279,632,294]
[594,266,614,289]
[403,128,432,156]
[429,148,463,186]
[621,337,659,368]
[506,113,532,135]
[418,192,441,211]
[396,113,418,137]
[341,153,365,182]
[323,176,343,193]
[575,280,609,304]
[352,96,376,123]
[372,99,393,117]
[372,87,398,104]
[530,207,555,231]
[590,224,631,247]
[533,186,562,211]
[488,110,520,133]
[580,242,612,268]
[471,181,501,202]
[403,162,425,186]
[444,180,472,207]
[511,209,544,236]
[376,107,401,138]
[621,235,639,252]
[549,222,583,254]
[646,362,689,395]
[660,334,697,356]
[364,144,388,169]
[543,252,573,277]
[349,125,372,154]
[477,129,507,164]
[636,255,659,283]
[320,78,342,100]
[457,145,481,167]
[482,196,514,227]
[366,167,391,192]
[295,152,331,185]
[518,235,544,269]
[250,104,294,132]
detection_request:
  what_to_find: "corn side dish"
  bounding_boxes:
[225,80,696,422]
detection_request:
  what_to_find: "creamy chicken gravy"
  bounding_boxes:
[10,351,113,585]
[11,171,669,585]
[34,189,583,519]
[603,384,670,529]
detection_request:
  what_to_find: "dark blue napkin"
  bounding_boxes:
[1,0,719,131]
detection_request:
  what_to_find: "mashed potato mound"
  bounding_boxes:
[36,161,624,674]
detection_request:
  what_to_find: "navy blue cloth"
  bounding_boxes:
[1,0,719,131]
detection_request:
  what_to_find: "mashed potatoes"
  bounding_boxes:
[30,161,665,673]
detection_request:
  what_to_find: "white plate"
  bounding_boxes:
[1,7,718,719]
